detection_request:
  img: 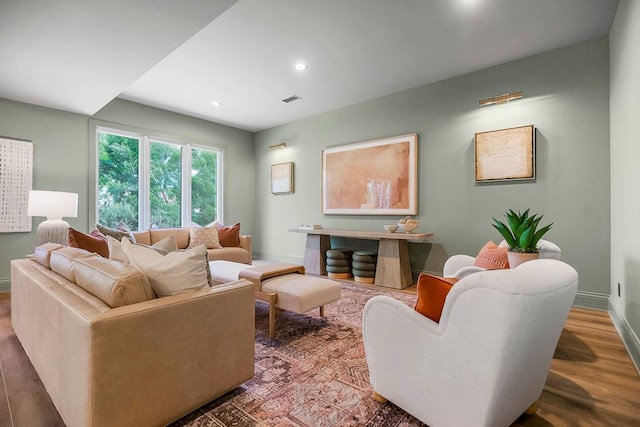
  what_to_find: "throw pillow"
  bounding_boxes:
[107,235,179,263]
[106,235,129,264]
[473,241,509,270]
[68,228,109,258]
[121,238,209,297]
[414,274,459,323]
[96,222,137,243]
[216,222,241,247]
[187,224,221,249]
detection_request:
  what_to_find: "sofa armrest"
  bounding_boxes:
[239,234,252,261]
[87,279,255,426]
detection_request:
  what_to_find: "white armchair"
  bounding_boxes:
[362,259,578,427]
[443,239,561,279]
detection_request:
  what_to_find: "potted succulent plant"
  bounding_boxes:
[492,209,553,268]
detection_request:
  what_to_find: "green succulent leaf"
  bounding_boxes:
[493,209,553,251]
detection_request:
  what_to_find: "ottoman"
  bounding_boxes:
[210,261,342,338]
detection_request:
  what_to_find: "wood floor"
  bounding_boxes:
[1,291,639,426]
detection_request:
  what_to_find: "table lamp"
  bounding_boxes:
[27,190,78,245]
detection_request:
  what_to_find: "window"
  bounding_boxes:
[97,128,221,230]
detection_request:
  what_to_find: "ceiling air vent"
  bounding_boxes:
[282,95,301,103]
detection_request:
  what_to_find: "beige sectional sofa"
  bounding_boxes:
[132,227,252,264]
[11,244,255,427]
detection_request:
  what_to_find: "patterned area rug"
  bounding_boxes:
[171,282,426,427]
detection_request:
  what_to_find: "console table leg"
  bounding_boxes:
[303,234,330,275]
[375,239,413,289]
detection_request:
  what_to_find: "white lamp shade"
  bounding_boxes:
[28,190,78,219]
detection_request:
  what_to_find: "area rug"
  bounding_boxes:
[171,282,426,427]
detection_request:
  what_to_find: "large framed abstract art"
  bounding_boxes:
[322,134,418,215]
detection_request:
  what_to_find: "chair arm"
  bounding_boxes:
[363,296,443,398]
[442,254,475,277]
[452,265,487,279]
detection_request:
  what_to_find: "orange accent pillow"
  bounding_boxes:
[473,241,509,270]
[68,228,109,258]
[414,274,458,323]
[216,222,241,247]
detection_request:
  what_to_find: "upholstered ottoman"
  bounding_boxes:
[209,261,342,338]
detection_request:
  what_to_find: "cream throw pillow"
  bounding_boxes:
[107,235,179,264]
[188,223,221,249]
[121,238,209,296]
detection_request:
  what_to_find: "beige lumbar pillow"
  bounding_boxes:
[121,238,209,297]
[188,223,221,249]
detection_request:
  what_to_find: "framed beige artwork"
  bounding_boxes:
[475,125,535,182]
[322,134,418,215]
[271,162,294,194]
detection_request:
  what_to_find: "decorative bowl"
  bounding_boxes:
[397,222,418,233]
[384,224,398,233]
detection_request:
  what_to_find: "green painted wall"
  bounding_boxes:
[0,99,89,291]
[0,98,255,291]
[254,37,611,301]
[610,0,640,364]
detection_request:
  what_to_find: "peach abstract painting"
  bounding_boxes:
[322,134,417,215]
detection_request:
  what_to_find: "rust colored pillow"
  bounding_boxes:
[68,228,109,258]
[414,274,458,323]
[216,222,241,247]
[473,241,509,270]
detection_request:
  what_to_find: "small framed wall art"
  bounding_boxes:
[475,125,535,182]
[271,162,294,194]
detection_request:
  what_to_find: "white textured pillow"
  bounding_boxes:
[108,235,179,264]
[121,238,209,296]
[106,235,129,263]
[188,223,221,249]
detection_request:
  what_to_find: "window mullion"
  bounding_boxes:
[182,145,192,227]
[139,136,151,230]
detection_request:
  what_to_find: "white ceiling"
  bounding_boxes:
[0,0,618,132]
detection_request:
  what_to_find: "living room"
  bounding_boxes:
[0,0,639,426]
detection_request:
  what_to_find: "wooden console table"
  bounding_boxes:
[289,228,433,289]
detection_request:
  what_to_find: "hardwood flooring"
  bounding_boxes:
[1,291,638,426]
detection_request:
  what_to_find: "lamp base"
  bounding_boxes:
[37,219,70,246]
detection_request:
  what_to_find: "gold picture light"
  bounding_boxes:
[479,91,523,107]
[269,142,287,150]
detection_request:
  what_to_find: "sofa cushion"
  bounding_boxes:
[72,256,156,307]
[473,241,509,270]
[188,224,221,249]
[34,243,64,269]
[207,247,251,264]
[49,246,95,283]
[216,222,241,247]
[414,274,458,323]
[121,238,210,297]
[68,228,109,258]
[97,222,137,243]
[148,227,189,248]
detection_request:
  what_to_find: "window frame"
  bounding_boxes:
[93,124,223,231]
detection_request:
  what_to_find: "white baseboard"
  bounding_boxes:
[253,252,303,265]
[608,298,640,375]
[0,277,10,293]
[573,290,610,311]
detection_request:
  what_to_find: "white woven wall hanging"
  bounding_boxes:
[0,138,33,232]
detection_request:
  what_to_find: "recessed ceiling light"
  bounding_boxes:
[211,100,222,107]
[294,63,308,71]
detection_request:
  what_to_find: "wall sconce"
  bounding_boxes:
[478,91,523,107]
[269,142,287,150]
[28,190,78,245]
